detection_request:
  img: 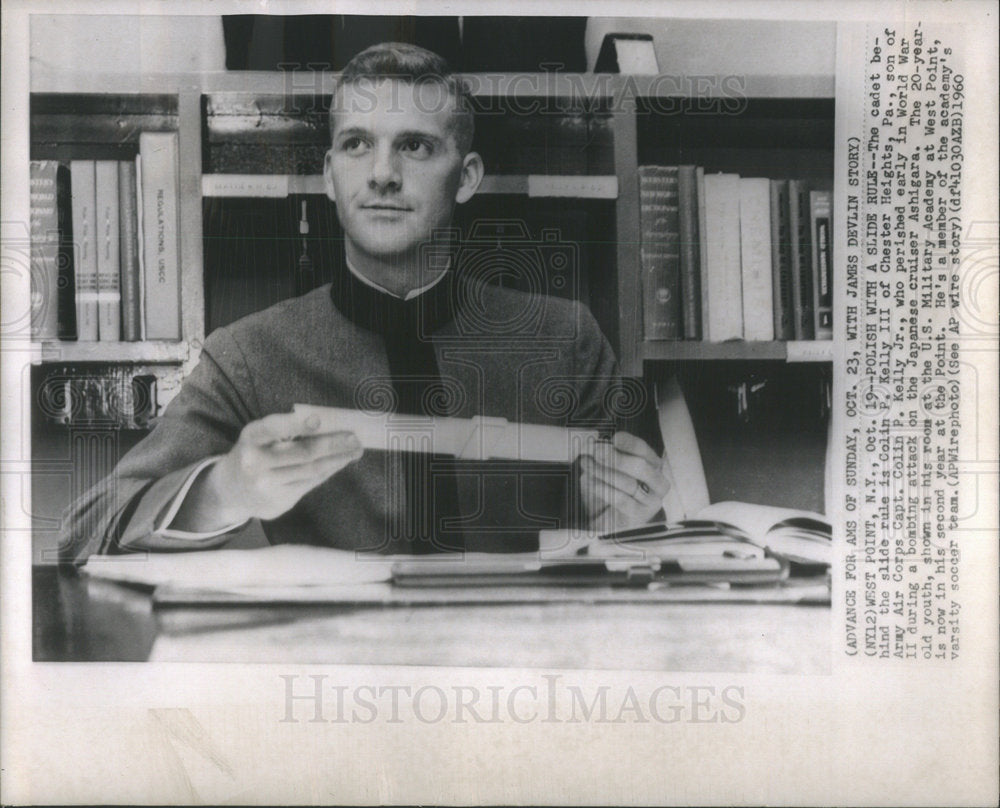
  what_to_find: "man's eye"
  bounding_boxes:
[340,137,369,154]
[400,139,432,157]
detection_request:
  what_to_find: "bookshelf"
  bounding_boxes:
[30,90,206,408]
[29,66,834,518]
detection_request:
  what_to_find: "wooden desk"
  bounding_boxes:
[33,566,830,673]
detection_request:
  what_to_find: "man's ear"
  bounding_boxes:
[323,150,337,203]
[455,151,484,204]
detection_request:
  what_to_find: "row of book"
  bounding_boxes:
[639,165,833,342]
[29,131,182,342]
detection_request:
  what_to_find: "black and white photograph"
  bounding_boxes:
[2,1,997,804]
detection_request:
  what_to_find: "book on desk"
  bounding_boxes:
[80,500,831,607]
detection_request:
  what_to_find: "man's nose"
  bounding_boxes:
[368,144,401,191]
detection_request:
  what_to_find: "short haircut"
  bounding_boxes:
[329,42,475,154]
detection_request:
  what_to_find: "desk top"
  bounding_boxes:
[33,566,830,673]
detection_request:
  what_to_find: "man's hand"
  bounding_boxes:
[579,431,670,533]
[172,412,363,531]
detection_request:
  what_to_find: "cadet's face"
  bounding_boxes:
[325,79,480,262]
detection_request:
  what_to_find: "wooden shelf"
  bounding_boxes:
[33,71,834,100]
[641,340,833,363]
[33,340,191,364]
[201,173,618,199]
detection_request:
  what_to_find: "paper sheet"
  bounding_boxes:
[292,403,603,463]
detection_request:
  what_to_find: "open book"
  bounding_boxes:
[539,501,831,569]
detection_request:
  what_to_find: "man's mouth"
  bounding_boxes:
[362,203,411,211]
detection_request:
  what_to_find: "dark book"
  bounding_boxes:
[638,166,681,341]
[696,167,710,341]
[118,160,142,342]
[29,160,61,339]
[788,179,815,340]
[769,179,794,340]
[810,190,833,340]
[677,165,702,339]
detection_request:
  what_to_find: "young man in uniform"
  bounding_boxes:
[63,43,669,561]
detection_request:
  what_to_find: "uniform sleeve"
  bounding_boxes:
[571,302,663,453]
[59,327,261,563]
[568,302,666,527]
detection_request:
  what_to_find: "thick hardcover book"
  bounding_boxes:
[701,173,743,341]
[95,161,121,342]
[118,161,142,341]
[138,131,182,340]
[70,160,99,341]
[677,165,702,339]
[738,178,774,341]
[29,161,61,339]
[810,190,833,340]
[769,180,794,340]
[638,166,681,340]
[788,179,815,340]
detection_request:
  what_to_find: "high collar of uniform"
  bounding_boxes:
[328,251,459,337]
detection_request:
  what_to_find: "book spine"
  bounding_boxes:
[638,166,681,340]
[797,182,816,340]
[701,173,743,341]
[135,154,146,341]
[138,131,182,340]
[810,190,833,340]
[70,160,98,341]
[696,167,711,340]
[677,165,701,339]
[55,164,76,340]
[118,161,142,341]
[769,180,794,340]
[788,179,815,340]
[738,178,774,341]
[95,161,121,342]
[29,160,61,339]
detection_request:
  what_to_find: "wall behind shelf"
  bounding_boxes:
[30,15,226,80]
[585,18,835,76]
[32,15,834,83]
